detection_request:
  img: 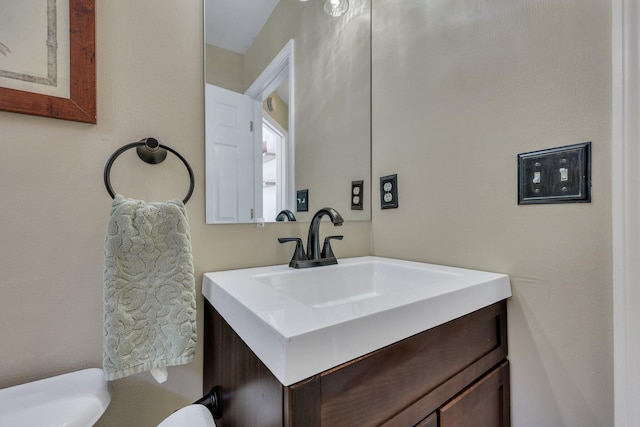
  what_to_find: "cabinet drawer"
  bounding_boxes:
[288,301,508,426]
[439,361,510,427]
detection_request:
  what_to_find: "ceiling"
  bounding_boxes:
[205,0,281,54]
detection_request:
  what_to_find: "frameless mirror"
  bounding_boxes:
[204,0,371,224]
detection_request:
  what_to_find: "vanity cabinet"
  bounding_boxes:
[203,300,509,427]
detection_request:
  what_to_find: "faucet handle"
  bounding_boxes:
[321,235,343,259]
[278,237,307,266]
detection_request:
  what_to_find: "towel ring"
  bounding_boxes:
[104,138,195,204]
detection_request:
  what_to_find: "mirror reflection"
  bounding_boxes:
[204,0,371,224]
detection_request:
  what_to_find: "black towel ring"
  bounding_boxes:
[104,137,195,204]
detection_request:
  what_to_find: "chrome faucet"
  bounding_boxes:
[278,207,344,268]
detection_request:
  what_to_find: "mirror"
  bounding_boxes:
[204,0,371,224]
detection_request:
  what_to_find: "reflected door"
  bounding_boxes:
[205,84,261,223]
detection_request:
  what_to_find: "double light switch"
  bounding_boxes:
[517,142,591,204]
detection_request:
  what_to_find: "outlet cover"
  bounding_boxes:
[518,142,591,204]
[380,174,398,209]
[351,180,364,210]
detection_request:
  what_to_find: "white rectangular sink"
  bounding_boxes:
[254,261,459,308]
[202,256,511,386]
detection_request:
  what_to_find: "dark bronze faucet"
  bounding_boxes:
[278,207,344,268]
[275,209,296,221]
[306,207,344,260]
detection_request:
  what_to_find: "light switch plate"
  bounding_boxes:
[380,174,398,209]
[297,189,309,212]
[351,180,364,210]
[518,142,591,204]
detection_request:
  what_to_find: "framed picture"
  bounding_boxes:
[0,0,96,124]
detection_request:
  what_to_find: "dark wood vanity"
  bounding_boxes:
[204,300,509,427]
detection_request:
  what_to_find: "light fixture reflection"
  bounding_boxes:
[323,0,349,17]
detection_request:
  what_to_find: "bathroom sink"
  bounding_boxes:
[203,256,511,386]
[255,260,459,308]
[0,368,110,426]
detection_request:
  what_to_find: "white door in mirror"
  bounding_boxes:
[205,84,260,223]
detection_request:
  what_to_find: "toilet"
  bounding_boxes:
[158,404,216,427]
[0,368,217,427]
[158,385,221,426]
[0,368,110,426]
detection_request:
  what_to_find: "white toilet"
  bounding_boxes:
[0,368,111,426]
[0,368,216,427]
[158,404,216,427]
[158,385,220,426]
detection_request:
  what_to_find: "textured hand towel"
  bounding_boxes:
[103,195,196,381]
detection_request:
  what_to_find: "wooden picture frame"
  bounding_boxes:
[0,0,96,124]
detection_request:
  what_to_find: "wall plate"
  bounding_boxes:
[517,142,591,204]
[380,174,398,209]
[297,189,309,212]
[351,180,364,210]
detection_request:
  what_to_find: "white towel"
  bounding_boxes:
[150,367,168,383]
[103,195,196,381]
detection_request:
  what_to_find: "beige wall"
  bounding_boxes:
[0,1,370,426]
[371,0,613,426]
[204,43,244,93]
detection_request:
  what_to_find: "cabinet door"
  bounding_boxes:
[439,361,510,427]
